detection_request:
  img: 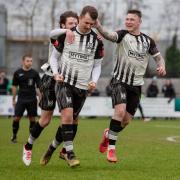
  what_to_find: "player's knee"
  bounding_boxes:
[115,109,126,119]
[61,111,73,124]
[39,118,51,127]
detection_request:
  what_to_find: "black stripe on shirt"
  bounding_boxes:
[113,57,119,73]
[85,34,90,53]
[78,35,84,51]
[114,59,121,79]
[130,67,136,86]
[125,63,131,84]
[73,70,78,86]
[62,64,67,81]
[119,61,126,81]
[67,67,72,84]
[91,35,96,53]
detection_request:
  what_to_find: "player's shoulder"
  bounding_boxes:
[140,32,155,42]
[115,29,129,43]
[31,68,39,75]
[14,68,23,74]
[91,29,104,43]
[116,29,129,35]
[116,29,128,33]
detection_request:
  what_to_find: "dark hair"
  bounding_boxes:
[127,9,142,18]
[22,55,32,61]
[59,11,78,28]
[80,5,98,20]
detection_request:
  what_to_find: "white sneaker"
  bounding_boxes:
[22,145,32,166]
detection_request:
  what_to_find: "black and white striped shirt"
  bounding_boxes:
[51,26,104,90]
[114,30,160,86]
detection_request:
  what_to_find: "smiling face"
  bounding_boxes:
[125,13,141,35]
[22,56,33,70]
[61,17,78,29]
[78,13,96,33]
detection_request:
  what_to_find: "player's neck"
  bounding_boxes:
[77,25,91,34]
[129,29,141,36]
[22,66,31,71]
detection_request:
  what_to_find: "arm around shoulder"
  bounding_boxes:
[49,28,68,39]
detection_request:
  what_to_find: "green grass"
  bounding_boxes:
[0,116,180,180]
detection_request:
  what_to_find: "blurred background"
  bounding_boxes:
[0,0,180,97]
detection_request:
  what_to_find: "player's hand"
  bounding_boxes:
[157,66,166,76]
[88,81,96,91]
[66,29,75,44]
[94,19,101,29]
[54,74,64,82]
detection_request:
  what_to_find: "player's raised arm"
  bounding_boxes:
[95,19,118,42]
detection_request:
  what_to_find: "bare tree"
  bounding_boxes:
[64,0,77,9]
[97,0,112,26]
[159,0,180,40]
[50,0,58,29]
[16,0,40,53]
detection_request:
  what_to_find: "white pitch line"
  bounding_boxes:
[166,136,177,142]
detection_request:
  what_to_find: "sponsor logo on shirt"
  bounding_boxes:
[19,73,24,77]
[128,50,146,61]
[69,51,90,62]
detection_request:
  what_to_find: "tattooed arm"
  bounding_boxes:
[154,54,166,76]
[96,20,117,42]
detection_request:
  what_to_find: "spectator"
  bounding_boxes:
[7,79,13,95]
[0,70,9,95]
[162,79,176,103]
[147,77,159,97]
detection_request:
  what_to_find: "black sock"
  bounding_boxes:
[61,124,74,153]
[30,122,44,139]
[55,126,63,143]
[108,119,124,146]
[49,144,56,153]
[72,124,78,140]
[25,122,44,150]
[12,121,19,137]
[29,121,36,133]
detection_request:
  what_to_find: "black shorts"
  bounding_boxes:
[110,78,141,116]
[39,74,56,111]
[15,98,37,117]
[55,82,88,120]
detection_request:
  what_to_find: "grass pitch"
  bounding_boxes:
[0,116,180,180]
